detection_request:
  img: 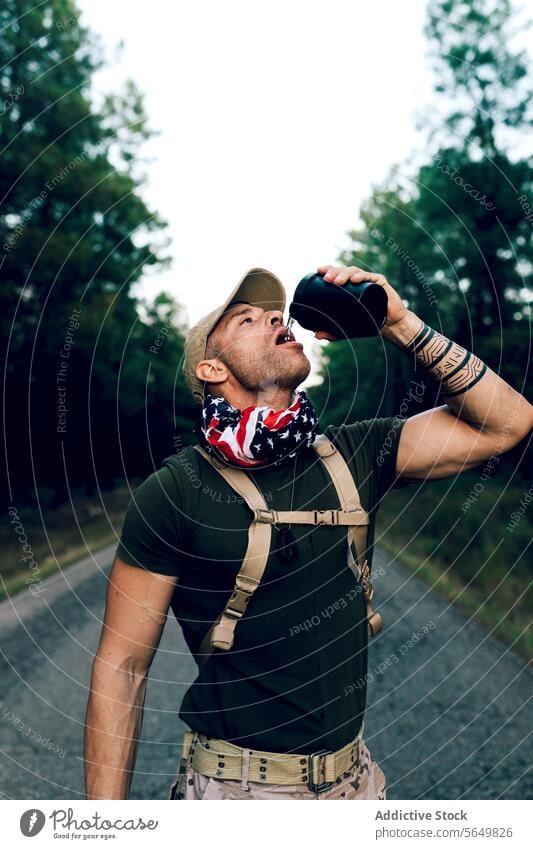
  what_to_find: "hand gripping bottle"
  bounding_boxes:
[287,270,388,339]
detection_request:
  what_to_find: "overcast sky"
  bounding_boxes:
[75,0,443,383]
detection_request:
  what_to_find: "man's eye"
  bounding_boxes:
[240,317,253,324]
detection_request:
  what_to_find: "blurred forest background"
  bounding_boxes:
[1,0,531,655]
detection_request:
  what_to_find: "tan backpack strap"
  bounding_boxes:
[192,435,382,668]
[313,434,368,577]
[193,445,272,668]
[313,434,383,636]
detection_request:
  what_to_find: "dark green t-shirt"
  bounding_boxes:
[117,417,407,754]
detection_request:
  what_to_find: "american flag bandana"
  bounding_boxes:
[195,390,321,467]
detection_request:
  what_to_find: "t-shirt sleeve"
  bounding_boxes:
[326,416,409,508]
[116,466,185,577]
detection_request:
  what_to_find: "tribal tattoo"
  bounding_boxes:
[404,321,488,398]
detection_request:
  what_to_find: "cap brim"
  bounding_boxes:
[208,267,286,337]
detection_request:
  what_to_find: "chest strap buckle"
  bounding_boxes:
[314,509,338,525]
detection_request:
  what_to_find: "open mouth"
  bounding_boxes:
[274,327,297,345]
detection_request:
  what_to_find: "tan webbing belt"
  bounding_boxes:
[181,726,363,791]
[193,434,382,669]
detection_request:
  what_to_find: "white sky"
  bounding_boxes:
[77,0,432,320]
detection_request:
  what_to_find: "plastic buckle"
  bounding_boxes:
[226,590,251,619]
[226,575,259,619]
[360,559,374,601]
[254,508,275,524]
[225,601,245,620]
[314,435,336,457]
[308,749,333,793]
[313,510,336,525]
[362,578,374,602]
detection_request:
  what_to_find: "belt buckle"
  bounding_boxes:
[308,749,333,793]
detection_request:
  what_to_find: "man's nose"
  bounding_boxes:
[266,310,284,327]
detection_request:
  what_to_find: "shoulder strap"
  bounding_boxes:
[313,434,383,636]
[193,445,273,669]
[313,434,367,579]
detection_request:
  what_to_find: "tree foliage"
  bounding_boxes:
[310,0,532,455]
[1,0,196,506]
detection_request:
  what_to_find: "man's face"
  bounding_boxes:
[206,302,311,395]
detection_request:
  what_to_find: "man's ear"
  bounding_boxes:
[195,358,227,387]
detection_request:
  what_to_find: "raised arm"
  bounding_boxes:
[316,264,533,479]
[386,312,532,478]
[84,556,178,799]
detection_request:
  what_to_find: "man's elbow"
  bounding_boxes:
[490,405,533,455]
[90,649,151,694]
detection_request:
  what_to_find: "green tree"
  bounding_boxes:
[418,0,532,335]
[311,0,532,426]
[0,0,194,504]
[425,0,531,156]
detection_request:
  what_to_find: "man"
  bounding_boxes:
[84,264,532,800]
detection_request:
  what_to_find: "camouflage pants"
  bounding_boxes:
[168,737,386,800]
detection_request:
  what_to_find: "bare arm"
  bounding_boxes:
[315,264,533,480]
[83,556,178,799]
[387,312,533,478]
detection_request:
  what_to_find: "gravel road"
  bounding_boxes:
[0,544,530,800]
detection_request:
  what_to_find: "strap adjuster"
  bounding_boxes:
[226,575,260,619]
[225,603,245,620]
[313,435,337,457]
[359,559,374,601]
[308,749,334,793]
[254,508,275,523]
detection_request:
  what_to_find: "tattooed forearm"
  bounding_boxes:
[404,321,488,397]
[382,308,532,455]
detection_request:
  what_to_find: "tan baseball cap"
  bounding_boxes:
[182,267,286,404]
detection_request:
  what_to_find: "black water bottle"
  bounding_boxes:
[288,271,388,338]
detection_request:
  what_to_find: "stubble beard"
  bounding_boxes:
[224,347,311,395]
